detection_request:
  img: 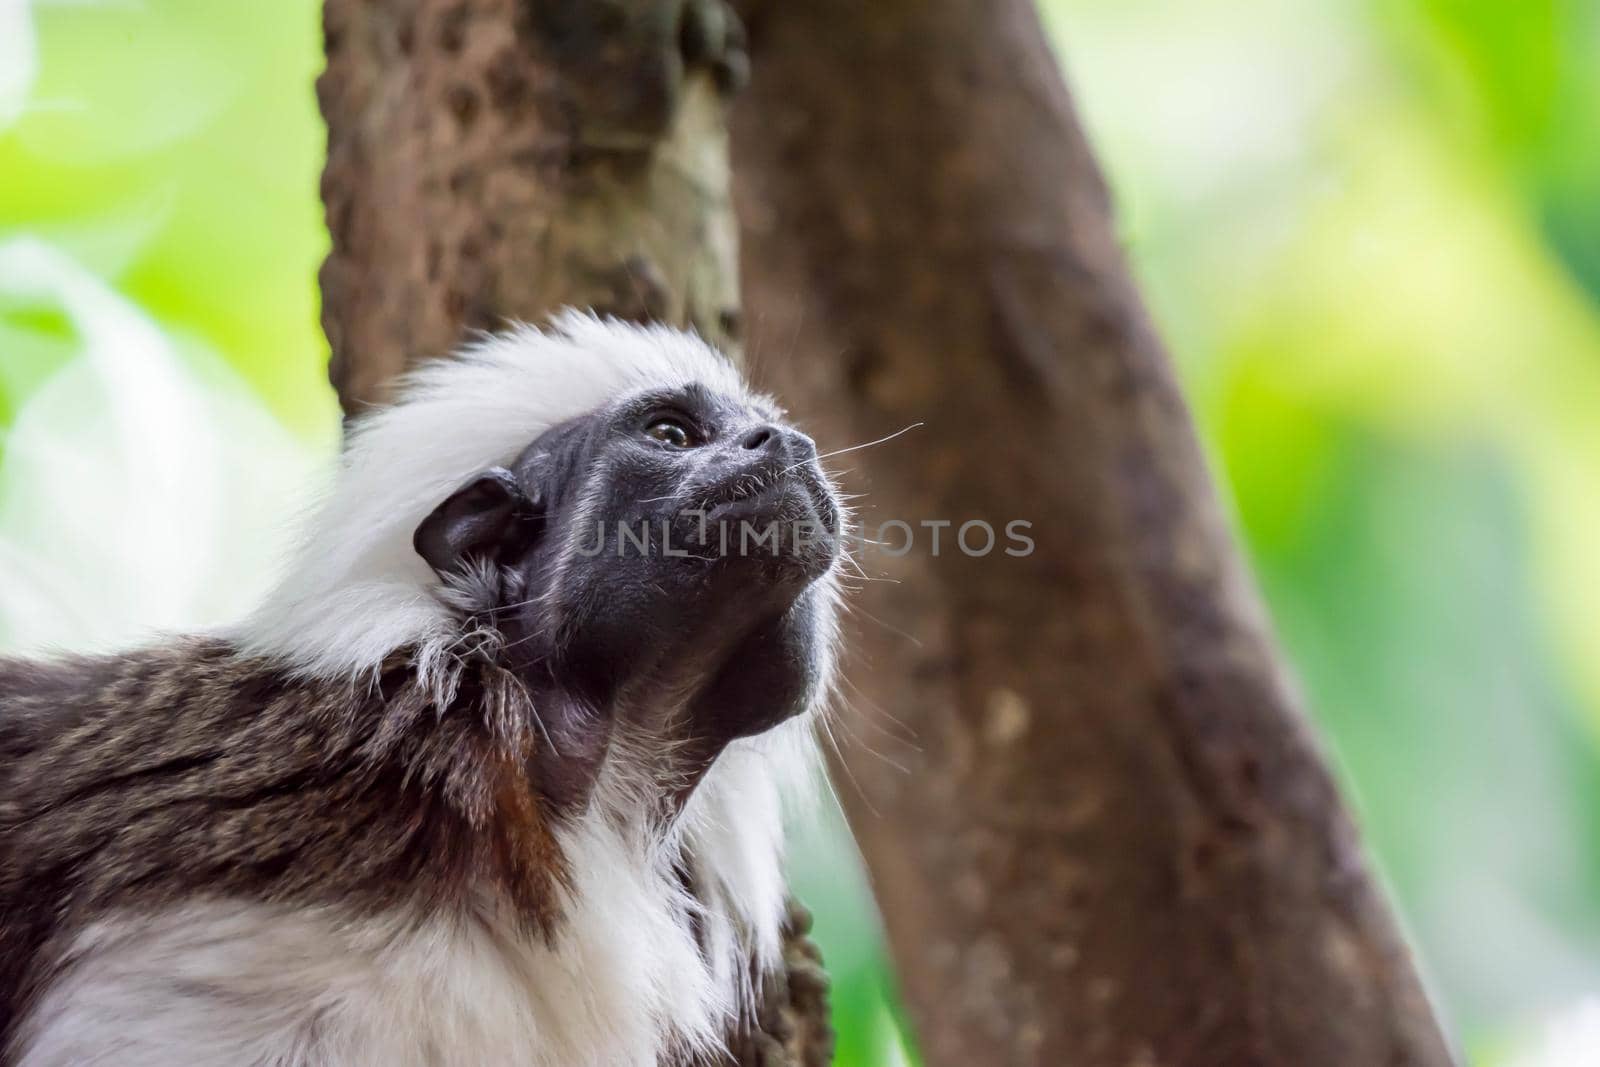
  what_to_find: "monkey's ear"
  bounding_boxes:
[413,466,542,578]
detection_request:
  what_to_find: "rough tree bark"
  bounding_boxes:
[319,0,746,413]
[730,2,1458,1066]
[316,1,830,1064]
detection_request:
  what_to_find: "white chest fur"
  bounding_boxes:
[12,737,802,1067]
[20,898,618,1067]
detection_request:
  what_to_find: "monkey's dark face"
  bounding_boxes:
[413,383,841,810]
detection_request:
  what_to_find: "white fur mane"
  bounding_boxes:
[239,310,750,684]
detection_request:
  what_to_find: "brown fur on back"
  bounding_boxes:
[0,640,566,1048]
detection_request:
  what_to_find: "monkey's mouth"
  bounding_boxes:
[678,465,842,564]
[697,467,836,527]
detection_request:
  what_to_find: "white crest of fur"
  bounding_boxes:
[93,312,837,1067]
[237,310,750,684]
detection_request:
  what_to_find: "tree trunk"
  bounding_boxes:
[316,2,830,1063]
[730,2,1458,1065]
[319,0,747,414]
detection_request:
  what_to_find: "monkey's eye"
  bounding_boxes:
[644,417,700,449]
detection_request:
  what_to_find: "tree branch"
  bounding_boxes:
[319,0,743,412]
[730,1,1457,1063]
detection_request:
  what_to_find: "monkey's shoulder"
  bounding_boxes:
[0,638,246,752]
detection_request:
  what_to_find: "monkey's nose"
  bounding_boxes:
[739,425,777,450]
[739,424,816,461]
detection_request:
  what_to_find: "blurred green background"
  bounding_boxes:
[2,1,1598,1063]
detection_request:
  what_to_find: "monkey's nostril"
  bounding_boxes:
[740,426,775,450]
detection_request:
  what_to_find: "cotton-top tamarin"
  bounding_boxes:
[0,313,845,1067]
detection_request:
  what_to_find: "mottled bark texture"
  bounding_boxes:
[730,2,1458,1066]
[320,0,746,414]
[316,1,830,1063]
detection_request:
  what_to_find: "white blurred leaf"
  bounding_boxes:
[0,0,37,131]
[1508,999,1600,1067]
[0,237,319,653]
